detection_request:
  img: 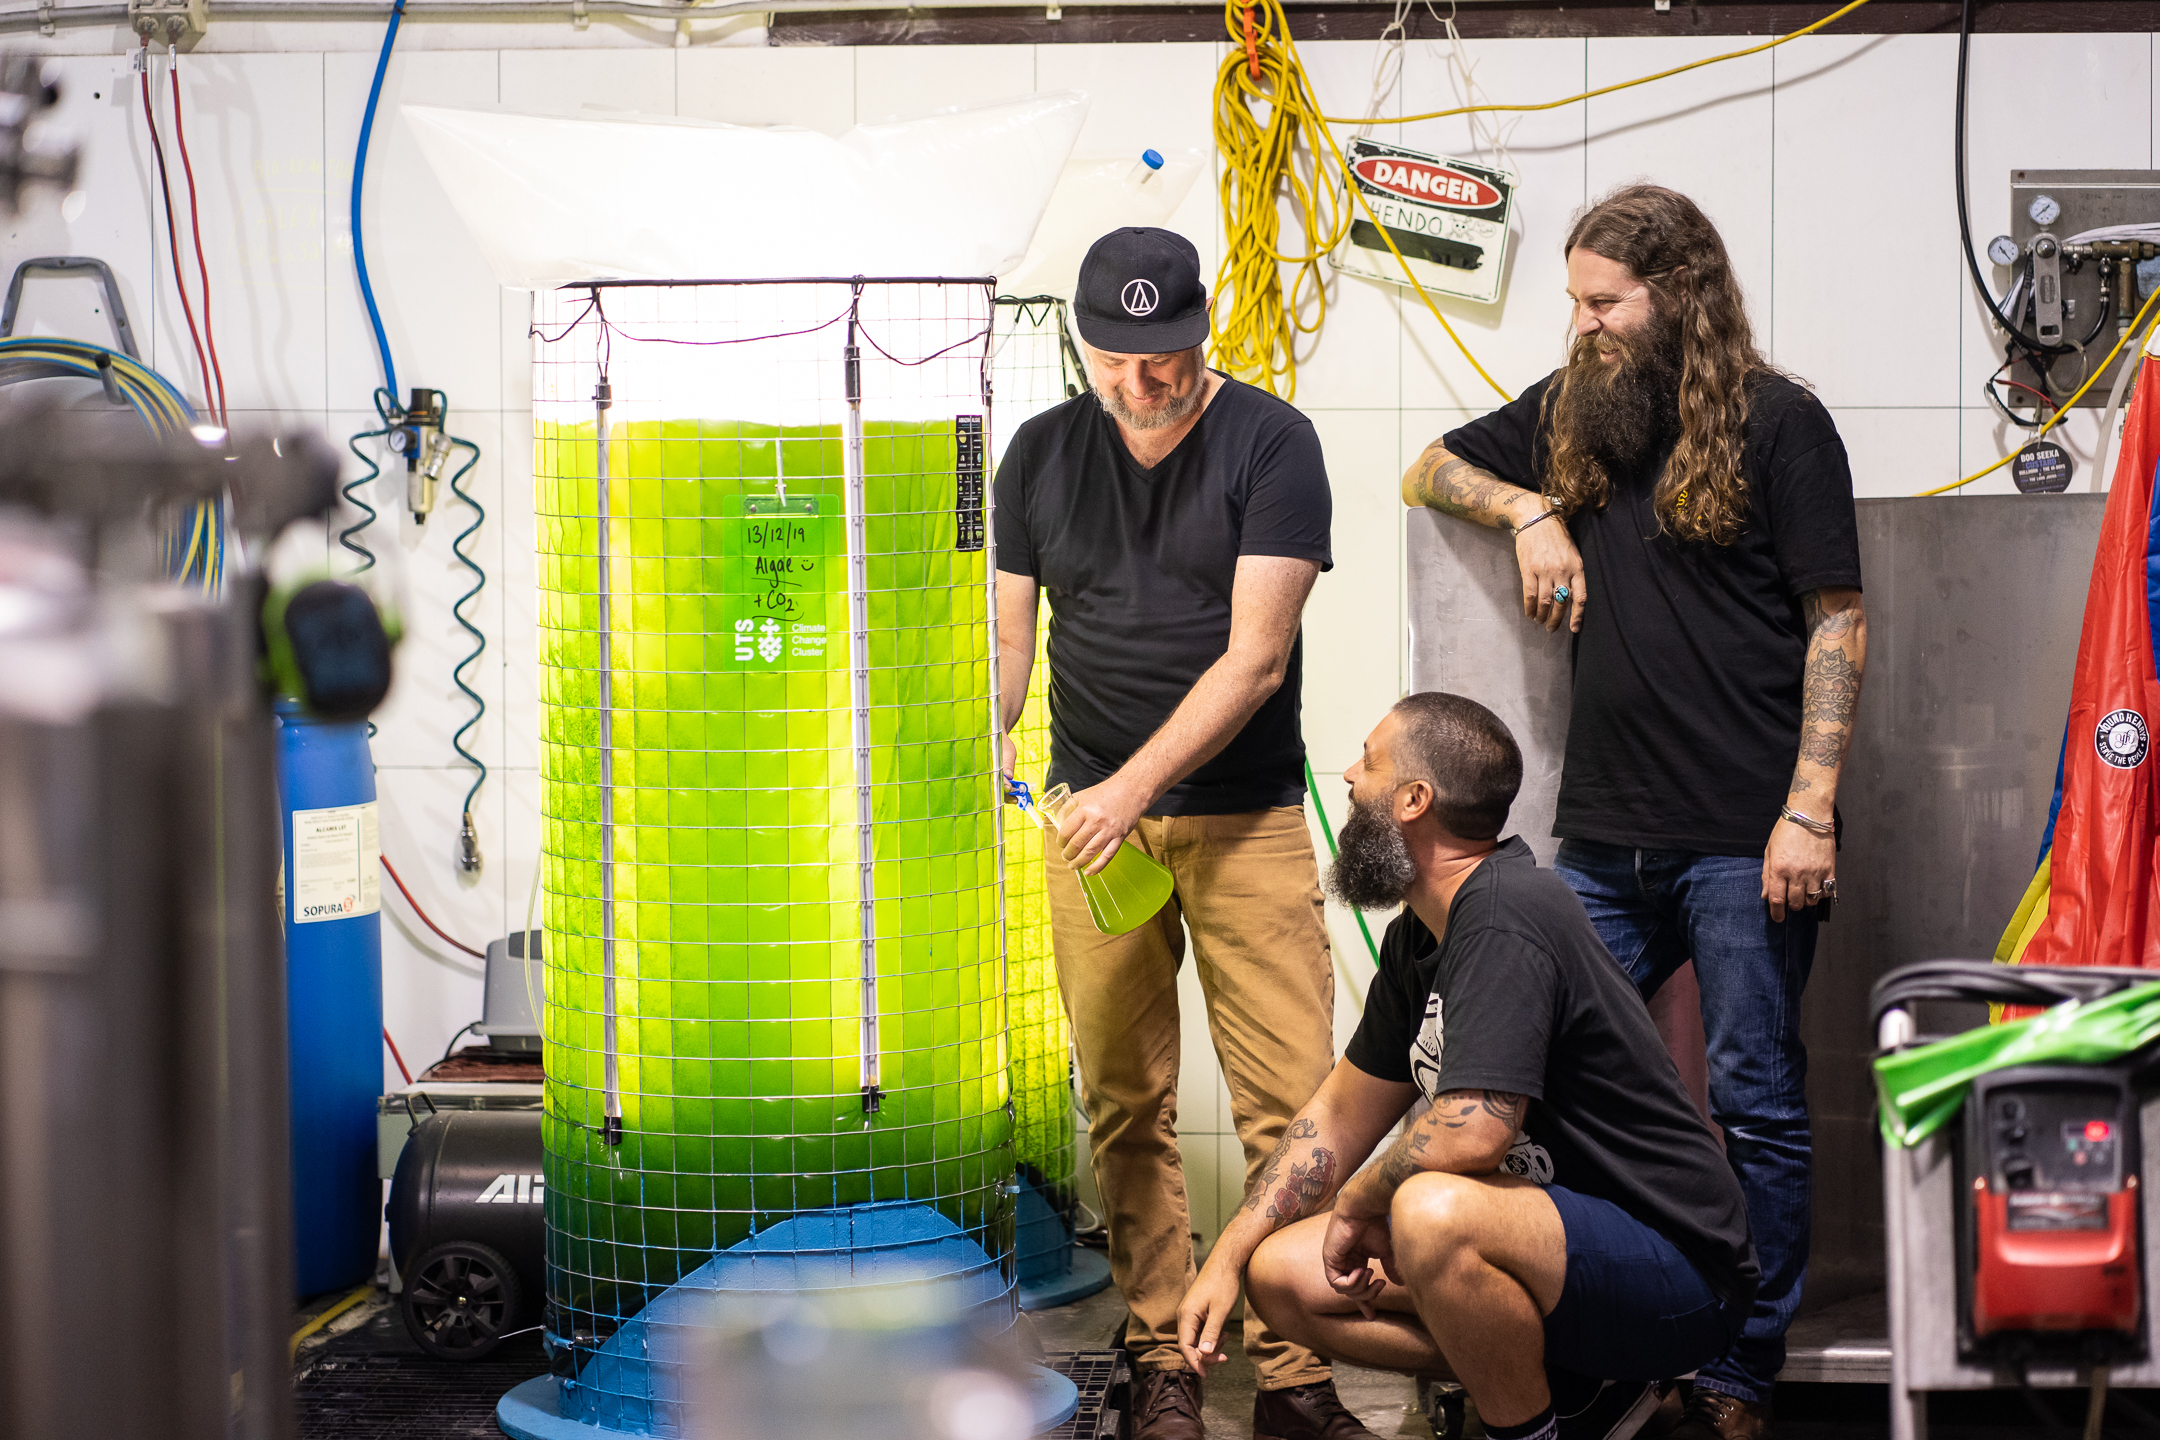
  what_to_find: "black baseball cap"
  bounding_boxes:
[1074,227,1210,354]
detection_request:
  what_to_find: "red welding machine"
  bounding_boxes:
[1963,1064,2142,1349]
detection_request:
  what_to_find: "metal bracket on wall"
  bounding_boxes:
[126,0,206,44]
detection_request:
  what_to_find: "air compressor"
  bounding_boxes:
[388,1108,545,1360]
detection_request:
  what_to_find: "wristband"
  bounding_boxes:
[1509,507,1561,539]
[1779,804,1835,837]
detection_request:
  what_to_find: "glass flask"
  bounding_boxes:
[1032,783,1174,936]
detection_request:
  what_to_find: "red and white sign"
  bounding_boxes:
[1351,156,1503,211]
[1330,140,1517,306]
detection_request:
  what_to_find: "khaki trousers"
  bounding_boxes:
[1046,805,1336,1388]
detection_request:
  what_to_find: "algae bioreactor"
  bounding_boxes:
[986,296,1111,1310]
[526,279,1017,1432]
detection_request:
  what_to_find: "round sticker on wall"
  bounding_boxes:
[2096,709,2150,769]
[2013,439,2074,494]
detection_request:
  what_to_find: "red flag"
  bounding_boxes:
[2019,358,2160,967]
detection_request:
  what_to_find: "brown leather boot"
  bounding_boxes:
[1132,1366,1206,1440]
[1667,1388,1772,1440]
[1252,1379,1383,1440]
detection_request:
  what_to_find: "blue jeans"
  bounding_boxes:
[1551,840,1817,1404]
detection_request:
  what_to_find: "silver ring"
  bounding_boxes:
[1552,585,1571,603]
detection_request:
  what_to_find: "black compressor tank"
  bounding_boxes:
[387,1109,545,1360]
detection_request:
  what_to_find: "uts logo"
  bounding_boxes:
[2096,709,2150,769]
[1351,156,1502,210]
[1120,279,1159,316]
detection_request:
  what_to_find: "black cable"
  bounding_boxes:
[1871,959,2159,1029]
[441,1020,483,1062]
[1956,0,2074,357]
[1983,360,2048,431]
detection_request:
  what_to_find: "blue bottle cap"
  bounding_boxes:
[1141,149,1164,170]
[1006,776,1034,809]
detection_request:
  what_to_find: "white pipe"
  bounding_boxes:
[842,303,880,1113]
[596,377,623,1148]
[0,0,1446,31]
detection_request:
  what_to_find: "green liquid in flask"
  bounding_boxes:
[1034,783,1175,936]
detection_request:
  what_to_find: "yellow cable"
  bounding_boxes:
[290,1283,373,1357]
[1214,0,1513,402]
[1340,178,1515,403]
[1916,286,2160,497]
[1210,0,1353,400]
[1323,0,1879,127]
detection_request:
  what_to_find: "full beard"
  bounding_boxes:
[1323,793,1419,911]
[1553,304,1684,473]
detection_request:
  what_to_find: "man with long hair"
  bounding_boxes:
[1400,185,1866,1438]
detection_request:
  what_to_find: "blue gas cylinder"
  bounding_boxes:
[276,701,385,1298]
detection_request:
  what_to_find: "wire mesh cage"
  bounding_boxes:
[532,279,1011,1434]
[987,298,1086,1287]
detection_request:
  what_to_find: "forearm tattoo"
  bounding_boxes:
[1406,448,1531,525]
[1789,592,1865,794]
[1244,1118,1337,1232]
[1370,1090,1526,1192]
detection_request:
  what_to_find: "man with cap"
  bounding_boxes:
[995,228,1363,1440]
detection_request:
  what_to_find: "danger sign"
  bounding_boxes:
[1330,139,1517,306]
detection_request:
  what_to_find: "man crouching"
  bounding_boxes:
[1176,694,1759,1440]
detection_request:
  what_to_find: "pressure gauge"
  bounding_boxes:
[2028,193,2062,227]
[1987,235,2020,266]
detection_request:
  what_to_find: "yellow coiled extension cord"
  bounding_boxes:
[1211,0,1881,407]
[1209,0,1349,403]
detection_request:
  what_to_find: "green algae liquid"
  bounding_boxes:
[1006,616,1072,1204]
[535,416,1013,1349]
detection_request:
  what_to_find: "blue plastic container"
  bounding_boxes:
[276,701,384,1297]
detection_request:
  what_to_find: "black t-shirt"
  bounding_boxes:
[994,377,1333,814]
[1442,372,1862,855]
[1345,838,1759,1309]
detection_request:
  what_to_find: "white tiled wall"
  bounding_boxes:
[4,25,2153,1242]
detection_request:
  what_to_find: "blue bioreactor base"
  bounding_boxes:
[496,1202,1078,1438]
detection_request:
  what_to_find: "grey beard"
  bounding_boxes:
[1323,793,1418,911]
[1098,379,1206,432]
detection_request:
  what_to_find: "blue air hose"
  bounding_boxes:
[352,0,405,400]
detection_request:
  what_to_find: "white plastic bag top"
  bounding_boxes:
[404,92,1089,287]
[998,149,1205,300]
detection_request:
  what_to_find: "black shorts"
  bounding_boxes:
[1541,1185,1743,1381]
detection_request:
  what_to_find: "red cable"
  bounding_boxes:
[382,1028,414,1085]
[1998,377,2057,411]
[167,62,227,425]
[379,854,487,960]
[138,46,211,414]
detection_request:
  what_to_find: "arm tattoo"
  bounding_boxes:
[1370,1091,1527,1192]
[1407,449,1535,526]
[1790,592,1865,791]
[1263,1148,1337,1232]
[1433,1089,1526,1131]
[1243,1118,1319,1216]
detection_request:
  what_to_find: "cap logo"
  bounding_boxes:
[1120,279,1159,317]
